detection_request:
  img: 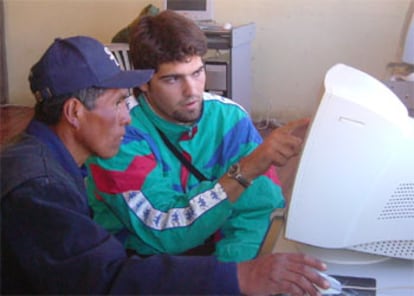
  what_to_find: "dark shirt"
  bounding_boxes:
[1,120,239,294]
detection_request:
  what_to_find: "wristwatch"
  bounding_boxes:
[227,163,252,188]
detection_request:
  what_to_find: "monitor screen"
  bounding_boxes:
[166,0,206,10]
[285,64,414,263]
[163,0,213,21]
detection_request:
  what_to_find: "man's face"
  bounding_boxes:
[140,55,206,124]
[77,88,131,159]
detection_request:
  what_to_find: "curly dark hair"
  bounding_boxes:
[129,10,208,72]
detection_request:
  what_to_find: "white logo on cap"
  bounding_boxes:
[104,47,120,68]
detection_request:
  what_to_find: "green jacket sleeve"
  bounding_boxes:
[86,141,234,255]
[214,171,284,262]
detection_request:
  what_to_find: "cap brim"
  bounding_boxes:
[99,69,154,89]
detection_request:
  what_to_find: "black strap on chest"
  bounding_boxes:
[156,127,208,182]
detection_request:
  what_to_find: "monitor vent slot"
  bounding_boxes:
[378,183,414,220]
[350,240,414,260]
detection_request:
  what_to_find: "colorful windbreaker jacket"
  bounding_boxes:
[86,92,285,262]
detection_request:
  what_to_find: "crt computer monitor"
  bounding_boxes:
[285,63,414,264]
[163,0,213,22]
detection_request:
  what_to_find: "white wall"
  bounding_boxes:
[4,0,412,122]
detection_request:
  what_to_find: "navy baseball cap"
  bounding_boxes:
[29,36,153,102]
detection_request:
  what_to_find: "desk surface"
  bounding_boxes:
[272,225,414,296]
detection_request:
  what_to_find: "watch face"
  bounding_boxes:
[228,163,240,176]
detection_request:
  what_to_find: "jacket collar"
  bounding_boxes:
[26,120,86,184]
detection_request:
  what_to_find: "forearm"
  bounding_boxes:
[93,183,234,254]
[219,151,272,203]
[215,176,284,262]
[111,255,240,294]
[219,119,308,203]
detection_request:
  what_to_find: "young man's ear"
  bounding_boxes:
[133,83,149,97]
[139,83,149,93]
[62,98,85,129]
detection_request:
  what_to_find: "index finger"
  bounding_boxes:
[278,118,310,135]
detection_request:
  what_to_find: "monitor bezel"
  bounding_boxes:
[163,0,214,21]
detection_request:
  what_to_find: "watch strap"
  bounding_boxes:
[227,163,252,188]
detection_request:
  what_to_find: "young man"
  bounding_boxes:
[1,35,329,295]
[86,10,308,262]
